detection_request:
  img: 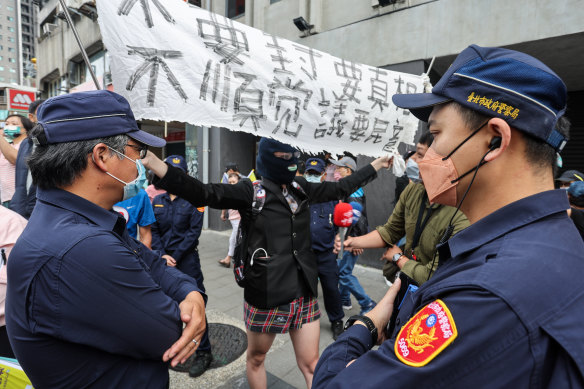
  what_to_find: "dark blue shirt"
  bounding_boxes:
[151,194,203,261]
[310,200,337,252]
[314,190,584,388]
[6,188,203,389]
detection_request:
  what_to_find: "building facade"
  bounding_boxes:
[34,0,584,265]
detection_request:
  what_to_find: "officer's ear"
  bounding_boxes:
[91,143,112,172]
[483,118,511,163]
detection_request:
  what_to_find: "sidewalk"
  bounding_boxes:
[170,229,390,389]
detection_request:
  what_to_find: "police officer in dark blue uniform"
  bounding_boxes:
[151,155,212,377]
[6,91,206,389]
[313,45,584,388]
[304,158,344,340]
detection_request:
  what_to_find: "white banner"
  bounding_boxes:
[96,0,423,157]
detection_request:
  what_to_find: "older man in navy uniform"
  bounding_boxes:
[313,45,584,387]
[6,91,206,388]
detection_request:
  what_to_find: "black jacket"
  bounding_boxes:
[155,164,377,308]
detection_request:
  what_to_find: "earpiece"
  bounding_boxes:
[489,137,502,150]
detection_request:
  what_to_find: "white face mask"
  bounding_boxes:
[304,174,322,183]
[104,146,146,201]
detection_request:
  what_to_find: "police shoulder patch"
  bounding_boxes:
[394,299,457,367]
[197,207,205,213]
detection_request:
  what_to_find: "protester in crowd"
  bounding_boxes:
[114,187,156,248]
[336,135,469,286]
[221,162,241,183]
[219,172,242,268]
[394,132,433,206]
[151,155,212,378]
[146,170,166,202]
[6,91,206,388]
[0,206,27,358]
[0,114,33,209]
[555,169,583,188]
[330,156,376,315]
[304,158,344,340]
[314,44,584,388]
[567,180,584,239]
[322,151,336,182]
[11,100,44,218]
[143,137,392,389]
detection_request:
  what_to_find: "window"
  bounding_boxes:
[9,68,15,73]
[7,6,14,11]
[9,78,17,83]
[0,77,4,82]
[270,0,281,3]
[0,66,3,71]
[226,0,245,18]
[8,47,15,52]
[9,58,15,63]
[0,56,3,60]
[187,0,201,5]
[8,37,14,43]
[7,17,14,22]
[8,27,14,32]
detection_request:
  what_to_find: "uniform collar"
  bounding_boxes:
[446,190,569,258]
[37,187,126,234]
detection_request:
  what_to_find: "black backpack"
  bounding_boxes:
[233,180,266,287]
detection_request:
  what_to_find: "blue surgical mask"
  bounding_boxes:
[406,158,421,183]
[3,125,21,140]
[304,174,322,183]
[105,147,146,201]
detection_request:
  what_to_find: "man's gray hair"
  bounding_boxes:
[27,124,129,189]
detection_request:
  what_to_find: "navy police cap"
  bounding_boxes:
[305,158,325,173]
[33,90,166,147]
[164,155,188,172]
[392,44,568,151]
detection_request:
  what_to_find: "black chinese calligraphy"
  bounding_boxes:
[233,72,266,131]
[265,34,293,75]
[126,46,187,107]
[333,59,363,104]
[382,120,404,152]
[268,77,313,138]
[200,60,231,112]
[368,67,389,112]
[197,12,249,65]
[364,118,389,144]
[292,45,323,81]
[118,0,175,28]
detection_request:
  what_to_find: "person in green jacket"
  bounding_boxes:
[335,137,469,286]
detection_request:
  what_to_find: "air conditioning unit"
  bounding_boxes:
[42,23,58,35]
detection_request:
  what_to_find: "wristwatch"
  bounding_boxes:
[392,252,406,264]
[344,315,378,348]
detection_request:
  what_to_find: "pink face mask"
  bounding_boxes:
[333,172,343,181]
[418,147,459,207]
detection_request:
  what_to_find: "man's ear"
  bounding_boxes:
[484,118,511,162]
[91,143,111,172]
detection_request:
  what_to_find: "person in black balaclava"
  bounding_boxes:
[143,137,392,389]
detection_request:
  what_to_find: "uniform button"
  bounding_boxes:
[395,318,401,326]
[293,233,297,238]
[293,250,298,255]
[291,215,295,220]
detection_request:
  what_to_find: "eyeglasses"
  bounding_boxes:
[274,151,301,160]
[127,143,148,159]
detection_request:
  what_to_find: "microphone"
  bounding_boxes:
[334,202,353,260]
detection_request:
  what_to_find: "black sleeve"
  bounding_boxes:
[154,164,253,210]
[301,164,378,204]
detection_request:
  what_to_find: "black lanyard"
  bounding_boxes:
[410,192,440,255]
